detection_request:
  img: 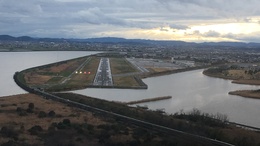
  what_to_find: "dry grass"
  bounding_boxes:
[229,90,260,99]
[48,60,80,73]
[113,76,139,86]
[228,70,252,79]
[23,57,87,86]
[222,127,260,144]
[110,58,138,74]
[24,73,52,85]
[147,67,174,72]
[0,93,106,145]
[232,79,260,85]
[68,57,100,86]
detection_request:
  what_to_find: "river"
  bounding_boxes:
[73,69,260,128]
[1,51,260,127]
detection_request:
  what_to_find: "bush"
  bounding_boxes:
[26,103,35,113]
[48,110,56,117]
[16,107,27,116]
[1,140,16,146]
[28,125,43,135]
[26,108,33,113]
[38,111,47,118]
[28,103,34,110]
[0,126,18,139]
[16,107,22,112]
[63,119,71,126]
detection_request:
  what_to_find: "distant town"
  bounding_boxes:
[1,35,260,67]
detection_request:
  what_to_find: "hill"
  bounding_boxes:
[1,34,260,48]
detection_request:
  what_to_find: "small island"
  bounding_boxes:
[203,64,260,99]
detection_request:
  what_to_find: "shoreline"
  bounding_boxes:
[203,70,260,85]
[142,65,210,79]
[229,90,260,99]
[203,70,260,99]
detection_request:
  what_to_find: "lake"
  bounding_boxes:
[0,51,98,97]
[1,51,259,127]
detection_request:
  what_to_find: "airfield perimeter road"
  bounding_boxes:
[93,58,113,86]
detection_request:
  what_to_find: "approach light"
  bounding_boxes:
[75,71,78,74]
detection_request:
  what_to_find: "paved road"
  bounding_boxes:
[93,58,113,86]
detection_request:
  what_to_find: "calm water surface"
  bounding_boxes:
[73,70,260,127]
[0,51,98,97]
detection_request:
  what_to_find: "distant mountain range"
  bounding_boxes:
[1,35,260,48]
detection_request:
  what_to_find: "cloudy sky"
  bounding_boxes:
[1,0,260,42]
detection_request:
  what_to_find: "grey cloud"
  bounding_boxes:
[203,30,221,37]
[186,30,222,38]
[169,24,189,30]
[0,0,260,42]
[160,27,169,32]
[76,7,127,26]
[222,32,260,43]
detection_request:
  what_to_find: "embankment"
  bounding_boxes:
[125,96,172,105]
[143,65,210,78]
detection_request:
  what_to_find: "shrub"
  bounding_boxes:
[0,126,18,139]
[28,103,34,110]
[16,107,22,112]
[48,110,56,117]
[63,119,71,126]
[28,125,43,135]
[26,108,33,113]
[1,140,16,146]
[38,111,47,118]
[16,107,27,116]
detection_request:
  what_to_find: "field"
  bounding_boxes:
[21,55,149,91]
[110,58,138,74]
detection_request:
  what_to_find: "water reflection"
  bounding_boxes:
[73,70,260,127]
